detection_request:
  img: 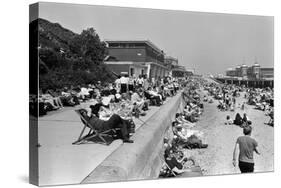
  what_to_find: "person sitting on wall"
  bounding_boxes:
[144,87,162,106]
[183,107,198,123]
[173,127,208,149]
[131,89,148,116]
[165,149,196,175]
[175,113,195,128]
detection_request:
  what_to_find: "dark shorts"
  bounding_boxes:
[239,161,254,173]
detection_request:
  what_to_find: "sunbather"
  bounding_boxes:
[233,113,243,126]
[165,149,194,175]
[83,108,134,143]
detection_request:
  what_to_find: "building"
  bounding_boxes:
[226,68,237,77]
[164,56,192,78]
[164,56,178,68]
[247,63,261,79]
[225,63,273,80]
[260,68,274,79]
[221,62,274,88]
[104,40,169,79]
[104,61,147,78]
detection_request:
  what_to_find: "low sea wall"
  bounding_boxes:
[82,92,185,184]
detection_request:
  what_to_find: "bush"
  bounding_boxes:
[36,19,115,90]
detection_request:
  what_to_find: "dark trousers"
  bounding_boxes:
[151,96,161,105]
[120,84,127,93]
[239,161,254,173]
[128,84,134,91]
[103,114,129,140]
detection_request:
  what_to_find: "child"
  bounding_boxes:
[241,102,245,110]
[230,103,235,111]
[225,115,233,125]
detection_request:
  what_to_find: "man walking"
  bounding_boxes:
[232,126,260,173]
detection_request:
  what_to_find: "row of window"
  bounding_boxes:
[108,43,163,59]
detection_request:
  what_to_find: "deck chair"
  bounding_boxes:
[159,159,177,177]
[160,157,203,178]
[144,91,158,106]
[72,109,115,145]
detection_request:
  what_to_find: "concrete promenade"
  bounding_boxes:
[38,92,183,186]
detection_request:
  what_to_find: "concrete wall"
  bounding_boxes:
[82,92,185,184]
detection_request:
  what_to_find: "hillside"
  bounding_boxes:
[30,18,114,90]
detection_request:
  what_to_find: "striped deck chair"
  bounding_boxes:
[72,109,115,145]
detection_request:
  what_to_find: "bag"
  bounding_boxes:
[125,119,136,134]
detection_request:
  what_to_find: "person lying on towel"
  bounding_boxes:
[82,108,134,143]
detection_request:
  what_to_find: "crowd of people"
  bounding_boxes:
[204,83,241,112]
[202,81,274,127]
[31,73,273,174]
[30,74,182,117]
[202,80,273,173]
[160,78,208,177]
[30,74,187,143]
[246,87,274,126]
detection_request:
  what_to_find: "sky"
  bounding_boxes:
[37,2,274,75]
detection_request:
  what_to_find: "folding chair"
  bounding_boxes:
[160,159,177,177]
[144,91,157,106]
[72,109,115,145]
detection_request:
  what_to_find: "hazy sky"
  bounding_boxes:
[37,2,274,75]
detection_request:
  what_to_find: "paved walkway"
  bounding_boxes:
[38,96,176,186]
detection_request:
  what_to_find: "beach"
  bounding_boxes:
[184,86,274,175]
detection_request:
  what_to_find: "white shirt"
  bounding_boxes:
[137,78,144,85]
[131,92,142,103]
[120,76,129,84]
[115,78,121,86]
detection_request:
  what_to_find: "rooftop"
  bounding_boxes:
[165,55,178,61]
[105,39,164,54]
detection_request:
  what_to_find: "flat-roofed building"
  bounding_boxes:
[225,63,273,80]
[164,56,178,67]
[260,68,274,79]
[226,68,237,77]
[164,56,193,78]
[104,40,169,79]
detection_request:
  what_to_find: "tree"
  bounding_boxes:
[70,28,107,70]
[35,18,115,90]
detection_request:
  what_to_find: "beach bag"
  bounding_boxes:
[125,119,135,134]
